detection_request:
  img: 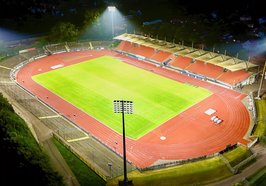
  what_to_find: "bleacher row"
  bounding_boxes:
[115,41,252,86]
[45,41,114,53]
[19,48,46,60]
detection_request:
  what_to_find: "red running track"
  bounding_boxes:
[16,50,251,168]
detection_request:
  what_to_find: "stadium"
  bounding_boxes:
[1,2,266,185]
[1,30,263,184]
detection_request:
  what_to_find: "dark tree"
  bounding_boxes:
[50,22,79,42]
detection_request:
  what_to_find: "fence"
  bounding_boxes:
[249,92,258,136]
[248,138,259,149]
[249,92,257,119]
[233,153,257,173]
[219,154,236,174]
[140,153,219,171]
[53,133,109,181]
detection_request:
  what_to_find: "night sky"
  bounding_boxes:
[0,0,265,19]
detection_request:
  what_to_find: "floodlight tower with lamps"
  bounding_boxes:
[257,61,266,99]
[113,100,133,186]
[108,6,116,38]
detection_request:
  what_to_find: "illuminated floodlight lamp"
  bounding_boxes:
[108,6,116,37]
[113,100,133,114]
[113,100,133,186]
[108,6,116,12]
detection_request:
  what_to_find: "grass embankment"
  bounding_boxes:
[253,99,266,138]
[233,98,266,185]
[223,146,253,167]
[107,157,232,186]
[0,93,64,185]
[53,138,106,186]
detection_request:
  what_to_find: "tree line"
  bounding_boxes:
[0,93,64,186]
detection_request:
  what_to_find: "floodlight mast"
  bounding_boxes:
[257,61,266,99]
[108,6,116,38]
[113,100,133,186]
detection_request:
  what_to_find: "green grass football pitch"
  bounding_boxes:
[33,56,212,139]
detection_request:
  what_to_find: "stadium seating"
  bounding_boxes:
[150,50,172,62]
[67,41,92,51]
[116,41,133,52]
[129,44,155,58]
[169,56,192,69]
[19,49,46,60]
[217,70,251,85]
[186,60,224,79]
[115,40,254,86]
[46,43,68,54]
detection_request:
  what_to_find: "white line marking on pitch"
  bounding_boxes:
[39,115,60,119]
[0,66,12,70]
[67,136,90,143]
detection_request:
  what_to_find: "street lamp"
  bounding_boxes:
[113,100,133,186]
[108,162,112,178]
[108,6,116,38]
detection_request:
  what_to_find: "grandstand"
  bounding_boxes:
[45,43,68,54]
[150,50,172,62]
[45,41,113,53]
[114,33,258,89]
[19,48,46,60]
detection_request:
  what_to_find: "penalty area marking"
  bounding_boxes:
[160,136,166,140]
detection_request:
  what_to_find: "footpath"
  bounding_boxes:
[0,89,80,186]
[208,145,266,186]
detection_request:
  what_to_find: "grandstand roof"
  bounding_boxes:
[114,33,257,72]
